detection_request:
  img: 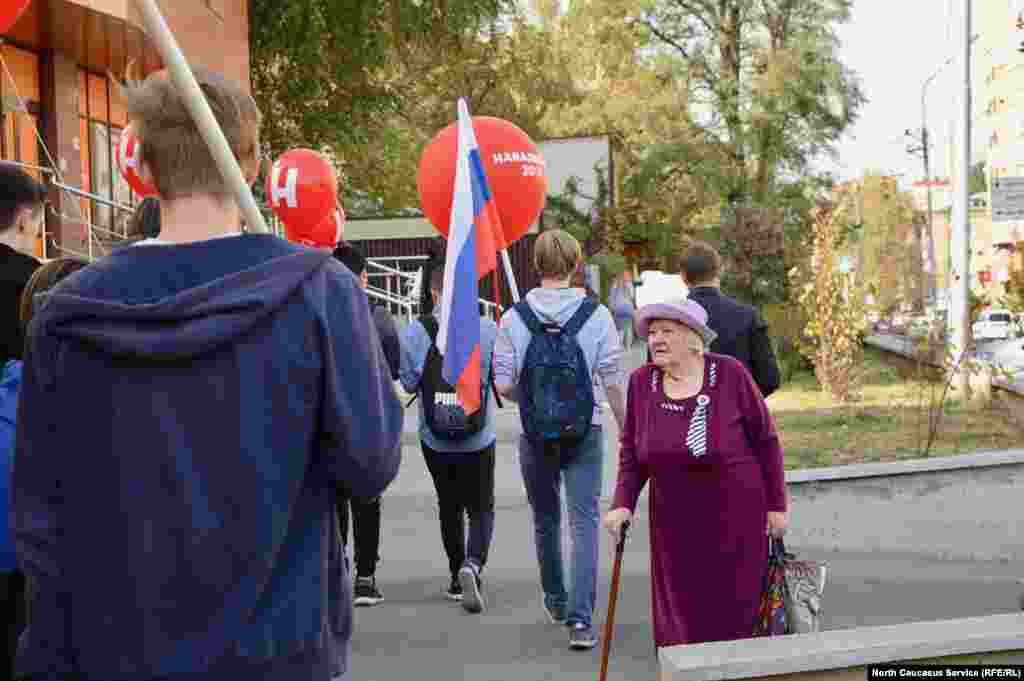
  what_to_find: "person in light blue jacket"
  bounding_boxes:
[400,266,498,614]
[494,229,626,652]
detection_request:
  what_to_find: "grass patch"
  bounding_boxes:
[775,348,1024,470]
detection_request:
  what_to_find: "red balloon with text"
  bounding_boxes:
[116,125,158,198]
[0,0,31,35]
[266,149,338,236]
[417,117,546,247]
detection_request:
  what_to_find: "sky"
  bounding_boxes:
[825,0,982,186]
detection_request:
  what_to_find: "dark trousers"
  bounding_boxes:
[0,571,25,681]
[336,495,381,578]
[422,442,496,576]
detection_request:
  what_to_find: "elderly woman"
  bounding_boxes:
[603,299,788,661]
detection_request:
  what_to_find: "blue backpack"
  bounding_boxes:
[514,299,597,446]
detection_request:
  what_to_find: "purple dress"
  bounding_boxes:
[612,354,787,647]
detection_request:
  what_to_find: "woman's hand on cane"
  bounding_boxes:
[603,508,632,544]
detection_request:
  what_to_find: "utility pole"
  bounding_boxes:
[906,126,934,311]
[950,0,973,396]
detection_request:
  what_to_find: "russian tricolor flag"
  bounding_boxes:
[436,99,500,416]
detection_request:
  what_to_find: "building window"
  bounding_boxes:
[79,70,135,244]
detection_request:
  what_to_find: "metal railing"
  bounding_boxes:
[365,256,502,323]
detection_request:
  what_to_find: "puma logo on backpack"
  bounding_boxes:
[418,315,491,441]
[514,299,597,446]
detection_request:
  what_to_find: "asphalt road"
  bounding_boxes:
[347,345,1024,680]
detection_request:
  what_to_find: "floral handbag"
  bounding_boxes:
[753,537,788,636]
[778,538,827,634]
[753,538,828,637]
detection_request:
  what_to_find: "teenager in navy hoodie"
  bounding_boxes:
[9,69,403,681]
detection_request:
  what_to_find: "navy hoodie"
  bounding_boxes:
[10,234,403,680]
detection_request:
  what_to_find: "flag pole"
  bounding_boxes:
[500,249,520,302]
[133,0,270,234]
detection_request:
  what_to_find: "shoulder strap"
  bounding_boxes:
[514,301,544,335]
[563,299,598,336]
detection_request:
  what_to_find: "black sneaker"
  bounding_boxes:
[353,575,382,607]
[568,623,597,650]
[458,563,484,614]
[446,575,464,601]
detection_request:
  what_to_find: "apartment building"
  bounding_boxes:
[974,1,1024,295]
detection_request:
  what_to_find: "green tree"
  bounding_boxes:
[249,0,519,212]
[1001,244,1024,321]
[969,161,988,195]
[579,0,865,303]
[851,173,919,315]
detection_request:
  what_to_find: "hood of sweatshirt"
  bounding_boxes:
[29,234,334,383]
[523,286,589,325]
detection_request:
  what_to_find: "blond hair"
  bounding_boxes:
[120,69,261,201]
[533,229,582,280]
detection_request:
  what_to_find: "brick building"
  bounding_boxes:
[1,0,250,259]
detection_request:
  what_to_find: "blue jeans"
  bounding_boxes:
[518,426,603,629]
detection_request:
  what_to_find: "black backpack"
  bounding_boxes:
[417,315,499,441]
[514,299,598,446]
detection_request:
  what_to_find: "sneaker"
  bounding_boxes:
[542,596,567,625]
[458,563,484,614]
[568,623,597,650]
[445,575,464,601]
[353,575,382,607]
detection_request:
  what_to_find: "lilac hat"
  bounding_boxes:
[634,298,717,346]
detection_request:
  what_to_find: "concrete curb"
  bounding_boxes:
[785,449,1024,484]
[660,613,1024,680]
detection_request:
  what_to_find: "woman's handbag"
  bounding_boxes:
[778,538,828,634]
[753,537,788,636]
[753,537,828,636]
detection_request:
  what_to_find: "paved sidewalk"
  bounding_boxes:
[352,341,1024,679]
[350,489,1024,681]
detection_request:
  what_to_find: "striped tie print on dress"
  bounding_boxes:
[685,362,716,457]
[685,395,709,457]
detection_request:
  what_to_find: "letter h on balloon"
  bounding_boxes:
[270,166,299,209]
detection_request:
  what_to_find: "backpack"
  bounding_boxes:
[418,315,491,441]
[515,299,598,446]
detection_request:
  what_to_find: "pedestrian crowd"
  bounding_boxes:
[0,67,788,681]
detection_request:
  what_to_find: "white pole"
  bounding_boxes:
[950,0,972,395]
[134,0,270,234]
[500,248,520,302]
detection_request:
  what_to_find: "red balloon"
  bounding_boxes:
[286,205,345,249]
[266,149,338,238]
[417,117,546,248]
[0,0,31,35]
[116,125,158,198]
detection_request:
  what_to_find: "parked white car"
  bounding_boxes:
[972,309,1015,341]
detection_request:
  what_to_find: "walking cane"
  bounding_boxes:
[598,520,630,681]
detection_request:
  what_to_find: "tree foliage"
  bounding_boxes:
[249,0,865,304]
[545,0,864,303]
[792,197,868,403]
[849,173,920,315]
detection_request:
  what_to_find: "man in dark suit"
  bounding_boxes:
[681,240,781,398]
